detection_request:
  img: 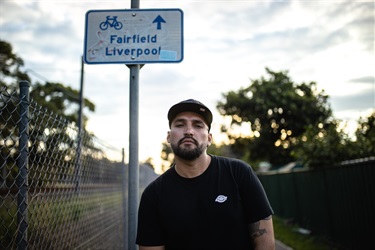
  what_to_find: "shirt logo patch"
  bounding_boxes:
[215,195,227,203]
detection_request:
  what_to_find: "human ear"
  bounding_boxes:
[167,131,171,143]
[207,133,213,146]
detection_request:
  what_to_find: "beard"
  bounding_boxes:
[171,137,206,161]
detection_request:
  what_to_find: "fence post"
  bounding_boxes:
[75,56,84,194]
[16,80,30,250]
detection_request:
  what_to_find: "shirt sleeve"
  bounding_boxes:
[232,160,274,223]
[136,181,165,246]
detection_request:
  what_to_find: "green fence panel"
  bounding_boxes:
[258,158,375,249]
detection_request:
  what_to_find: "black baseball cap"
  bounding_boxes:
[168,99,213,130]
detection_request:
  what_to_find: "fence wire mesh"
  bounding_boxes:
[1,85,126,249]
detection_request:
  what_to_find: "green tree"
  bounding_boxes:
[160,141,174,172]
[291,112,375,168]
[30,81,95,125]
[217,68,333,167]
[1,39,95,126]
[353,111,375,158]
[0,40,30,90]
[1,40,96,187]
[291,120,352,167]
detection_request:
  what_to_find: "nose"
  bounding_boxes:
[183,124,194,136]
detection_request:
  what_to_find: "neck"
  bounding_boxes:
[174,154,211,178]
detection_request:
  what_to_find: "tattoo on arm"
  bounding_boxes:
[249,221,267,239]
[249,216,271,239]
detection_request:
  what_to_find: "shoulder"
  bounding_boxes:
[211,155,254,172]
[210,155,257,185]
[212,155,248,164]
[141,167,176,197]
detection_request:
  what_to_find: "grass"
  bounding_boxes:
[273,216,340,250]
[1,191,124,249]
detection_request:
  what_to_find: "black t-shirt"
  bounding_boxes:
[136,155,273,250]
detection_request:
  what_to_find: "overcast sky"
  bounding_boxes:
[1,0,374,170]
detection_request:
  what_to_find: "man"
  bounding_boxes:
[136,99,275,250]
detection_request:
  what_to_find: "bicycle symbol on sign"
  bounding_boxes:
[99,16,123,30]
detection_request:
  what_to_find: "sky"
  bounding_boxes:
[1,0,374,172]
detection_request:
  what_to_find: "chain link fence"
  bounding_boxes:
[1,82,127,249]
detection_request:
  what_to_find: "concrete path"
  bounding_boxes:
[276,239,293,250]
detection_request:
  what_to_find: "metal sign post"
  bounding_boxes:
[128,1,140,249]
[83,2,183,249]
[127,64,139,250]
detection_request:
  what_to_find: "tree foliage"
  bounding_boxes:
[1,39,95,125]
[30,81,95,125]
[217,68,333,167]
[353,111,375,158]
[292,112,375,168]
[0,40,31,90]
[291,120,351,167]
[1,40,98,185]
[159,67,373,170]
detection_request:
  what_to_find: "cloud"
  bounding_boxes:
[349,76,375,85]
[331,90,374,112]
[1,0,374,163]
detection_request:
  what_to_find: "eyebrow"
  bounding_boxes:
[173,118,206,126]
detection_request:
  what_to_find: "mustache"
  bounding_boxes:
[178,136,198,146]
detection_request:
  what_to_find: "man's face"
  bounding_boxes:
[167,112,212,161]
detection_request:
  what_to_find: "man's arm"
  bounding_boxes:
[249,216,275,250]
[139,246,165,250]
